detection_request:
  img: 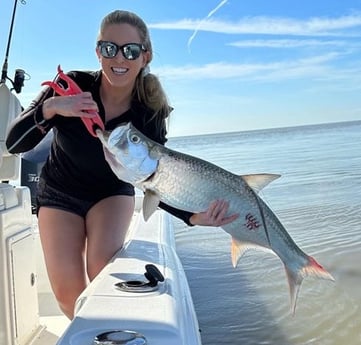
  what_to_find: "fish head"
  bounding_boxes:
[97,123,158,185]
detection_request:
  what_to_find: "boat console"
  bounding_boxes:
[0,82,43,345]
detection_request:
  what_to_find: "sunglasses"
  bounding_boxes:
[97,41,146,60]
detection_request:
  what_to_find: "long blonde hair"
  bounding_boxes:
[98,10,171,121]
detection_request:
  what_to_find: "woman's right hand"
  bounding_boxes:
[189,199,239,227]
[42,92,99,120]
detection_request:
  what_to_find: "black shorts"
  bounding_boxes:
[36,178,134,217]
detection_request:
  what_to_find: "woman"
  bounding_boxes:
[6,10,237,319]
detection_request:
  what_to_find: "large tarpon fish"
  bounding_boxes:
[96,123,334,314]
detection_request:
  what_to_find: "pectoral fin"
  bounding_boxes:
[241,173,281,193]
[143,190,161,221]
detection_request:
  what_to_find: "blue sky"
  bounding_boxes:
[1,0,361,136]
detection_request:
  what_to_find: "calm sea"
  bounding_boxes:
[168,121,361,345]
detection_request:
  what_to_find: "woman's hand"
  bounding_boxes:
[189,199,239,227]
[42,92,99,120]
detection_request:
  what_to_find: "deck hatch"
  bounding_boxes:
[93,330,147,345]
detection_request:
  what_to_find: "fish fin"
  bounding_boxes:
[241,173,281,193]
[231,238,266,267]
[231,237,276,268]
[143,190,161,221]
[231,238,249,268]
[285,256,334,315]
[285,266,303,316]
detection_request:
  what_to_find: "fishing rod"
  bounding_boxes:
[1,0,27,93]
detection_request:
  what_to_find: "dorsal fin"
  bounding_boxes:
[241,173,281,193]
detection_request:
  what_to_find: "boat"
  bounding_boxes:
[0,82,202,345]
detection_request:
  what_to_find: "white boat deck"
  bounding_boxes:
[1,185,201,345]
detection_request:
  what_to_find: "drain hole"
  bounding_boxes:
[123,280,146,287]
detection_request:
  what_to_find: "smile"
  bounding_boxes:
[111,67,128,75]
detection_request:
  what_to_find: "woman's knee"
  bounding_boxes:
[86,260,107,281]
[52,281,86,319]
[86,246,122,281]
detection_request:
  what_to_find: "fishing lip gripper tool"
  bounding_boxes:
[42,65,105,137]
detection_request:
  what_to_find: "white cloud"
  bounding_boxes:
[149,14,361,36]
[154,52,344,82]
[228,39,349,49]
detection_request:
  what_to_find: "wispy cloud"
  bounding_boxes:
[150,12,361,94]
[187,0,228,52]
[228,39,350,49]
[155,52,354,82]
[149,14,361,36]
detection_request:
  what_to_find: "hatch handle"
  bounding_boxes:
[144,264,164,287]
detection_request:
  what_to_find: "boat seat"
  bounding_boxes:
[0,83,22,181]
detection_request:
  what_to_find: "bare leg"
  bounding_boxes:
[85,195,135,280]
[38,208,87,319]
[38,195,134,319]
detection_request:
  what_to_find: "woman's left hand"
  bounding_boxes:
[189,199,239,227]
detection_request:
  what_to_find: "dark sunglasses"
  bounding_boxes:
[97,41,146,60]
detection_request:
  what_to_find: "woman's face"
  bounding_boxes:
[96,23,149,90]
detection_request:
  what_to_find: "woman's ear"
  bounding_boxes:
[95,46,101,62]
[142,51,151,68]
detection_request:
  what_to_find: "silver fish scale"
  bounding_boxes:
[145,143,308,264]
[143,145,276,249]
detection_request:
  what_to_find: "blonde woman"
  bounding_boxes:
[6,10,237,319]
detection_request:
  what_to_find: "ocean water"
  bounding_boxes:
[168,121,361,345]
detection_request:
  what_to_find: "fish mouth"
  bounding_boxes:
[107,124,129,150]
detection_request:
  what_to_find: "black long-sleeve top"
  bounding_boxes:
[6,70,194,225]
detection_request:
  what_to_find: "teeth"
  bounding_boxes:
[112,67,127,74]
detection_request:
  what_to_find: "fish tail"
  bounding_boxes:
[285,256,334,315]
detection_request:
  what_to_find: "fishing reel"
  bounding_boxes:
[8,68,28,93]
[1,67,28,94]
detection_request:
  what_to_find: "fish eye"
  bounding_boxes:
[130,134,141,144]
